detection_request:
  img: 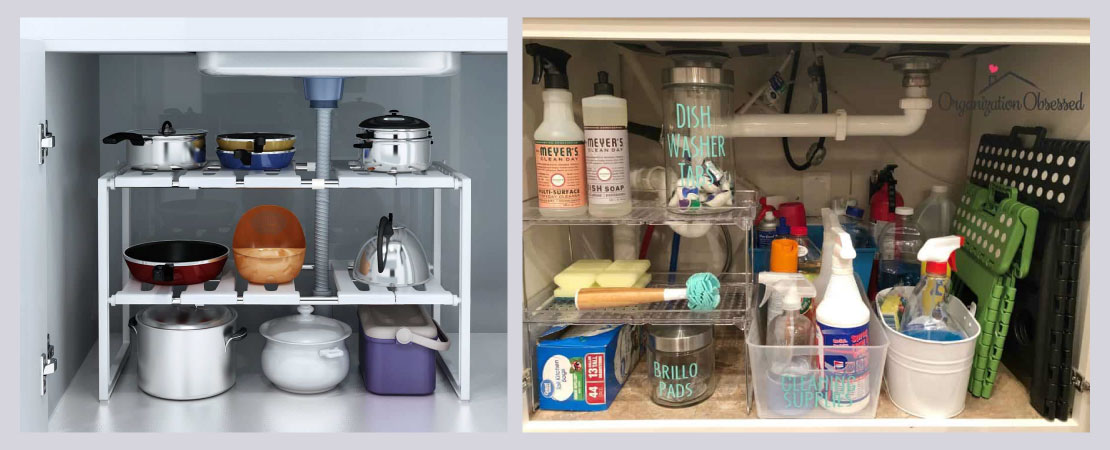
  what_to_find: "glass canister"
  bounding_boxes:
[646,324,716,407]
[661,52,736,214]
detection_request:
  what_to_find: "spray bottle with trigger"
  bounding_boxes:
[901,235,965,341]
[814,229,871,414]
[526,43,587,218]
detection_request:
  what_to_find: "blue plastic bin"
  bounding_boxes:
[750,225,876,291]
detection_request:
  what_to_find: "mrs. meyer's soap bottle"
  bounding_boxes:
[582,71,632,217]
[527,43,587,217]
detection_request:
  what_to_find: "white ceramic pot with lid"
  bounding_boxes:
[259,305,352,394]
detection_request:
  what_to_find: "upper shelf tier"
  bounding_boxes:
[106,161,464,190]
[523,190,759,228]
[523,273,755,326]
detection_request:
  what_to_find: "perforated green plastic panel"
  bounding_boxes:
[953,183,1039,277]
[953,182,1039,398]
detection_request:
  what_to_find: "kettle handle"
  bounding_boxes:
[376,213,394,273]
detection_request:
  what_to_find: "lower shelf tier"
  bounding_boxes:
[110,260,456,306]
[525,327,1077,432]
[49,333,507,432]
[523,273,753,326]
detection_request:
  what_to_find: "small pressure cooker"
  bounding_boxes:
[353,110,432,173]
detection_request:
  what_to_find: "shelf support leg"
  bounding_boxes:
[459,176,471,400]
[97,176,110,401]
[433,188,443,324]
[120,189,130,348]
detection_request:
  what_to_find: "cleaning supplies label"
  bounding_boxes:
[816,322,870,408]
[535,140,587,209]
[584,127,629,205]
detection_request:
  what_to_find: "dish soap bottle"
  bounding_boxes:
[815,230,871,414]
[902,235,965,341]
[526,43,586,217]
[766,278,818,415]
[582,71,631,217]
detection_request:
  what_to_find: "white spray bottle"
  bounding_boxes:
[815,229,871,414]
[813,207,841,302]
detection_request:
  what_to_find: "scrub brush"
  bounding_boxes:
[574,272,721,310]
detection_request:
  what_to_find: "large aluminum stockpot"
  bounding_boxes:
[130,305,247,400]
[103,121,207,171]
[352,110,432,173]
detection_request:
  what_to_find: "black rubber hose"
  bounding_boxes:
[780,49,828,171]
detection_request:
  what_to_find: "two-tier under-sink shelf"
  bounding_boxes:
[97,160,472,402]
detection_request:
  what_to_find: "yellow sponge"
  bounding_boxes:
[553,271,598,290]
[566,259,613,272]
[607,259,651,273]
[595,259,652,288]
[633,272,651,288]
[554,283,599,299]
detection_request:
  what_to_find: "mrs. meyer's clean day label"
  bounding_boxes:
[535,140,587,209]
[584,126,629,205]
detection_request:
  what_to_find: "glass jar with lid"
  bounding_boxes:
[661,51,736,214]
[646,324,717,407]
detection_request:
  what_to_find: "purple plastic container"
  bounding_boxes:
[358,305,450,395]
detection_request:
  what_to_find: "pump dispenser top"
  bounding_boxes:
[593,71,614,95]
[526,43,571,89]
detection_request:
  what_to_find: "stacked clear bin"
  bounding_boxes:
[745,275,890,419]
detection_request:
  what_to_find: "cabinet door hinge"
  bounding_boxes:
[39,121,55,165]
[1072,371,1090,393]
[40,334,57,396]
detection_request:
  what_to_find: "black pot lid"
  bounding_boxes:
[138,305,235,331]
[132,121,206,138]
[217,132,295,142]
[358,110,429,130]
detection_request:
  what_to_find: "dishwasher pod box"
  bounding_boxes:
[536,324,642,411]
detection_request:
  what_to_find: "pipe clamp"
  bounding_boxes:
[835,109,848,141]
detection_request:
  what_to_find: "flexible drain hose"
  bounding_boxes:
[313,107,333,296]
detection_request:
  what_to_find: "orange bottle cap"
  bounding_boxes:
[769,239,799,273]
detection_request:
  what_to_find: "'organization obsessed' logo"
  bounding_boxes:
[936,63,1085,117]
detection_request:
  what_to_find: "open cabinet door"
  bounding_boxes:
[19,39,49,431]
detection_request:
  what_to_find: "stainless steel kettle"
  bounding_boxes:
[353,213,431,287]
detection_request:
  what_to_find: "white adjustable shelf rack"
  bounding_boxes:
[97,160,472,401]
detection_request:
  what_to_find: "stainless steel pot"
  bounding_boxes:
[103,121,207,171]
[353,213,431,287]
[129,305,246,400]
[353,110,432,173]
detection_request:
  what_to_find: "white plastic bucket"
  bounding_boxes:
[875,288,980,418]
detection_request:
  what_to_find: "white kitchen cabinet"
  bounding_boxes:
[520,18,1089,432]
[19,18,508,432]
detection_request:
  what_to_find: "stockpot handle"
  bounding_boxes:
[376,213,394,273]
[128,317,139,335]
[102,132,147,146]
[252,136,266,153]
[225,327,248,350]
[353,142,374,149]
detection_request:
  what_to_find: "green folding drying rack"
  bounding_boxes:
[952,182,1038,398]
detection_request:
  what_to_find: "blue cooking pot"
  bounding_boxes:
[217,149,295,170]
